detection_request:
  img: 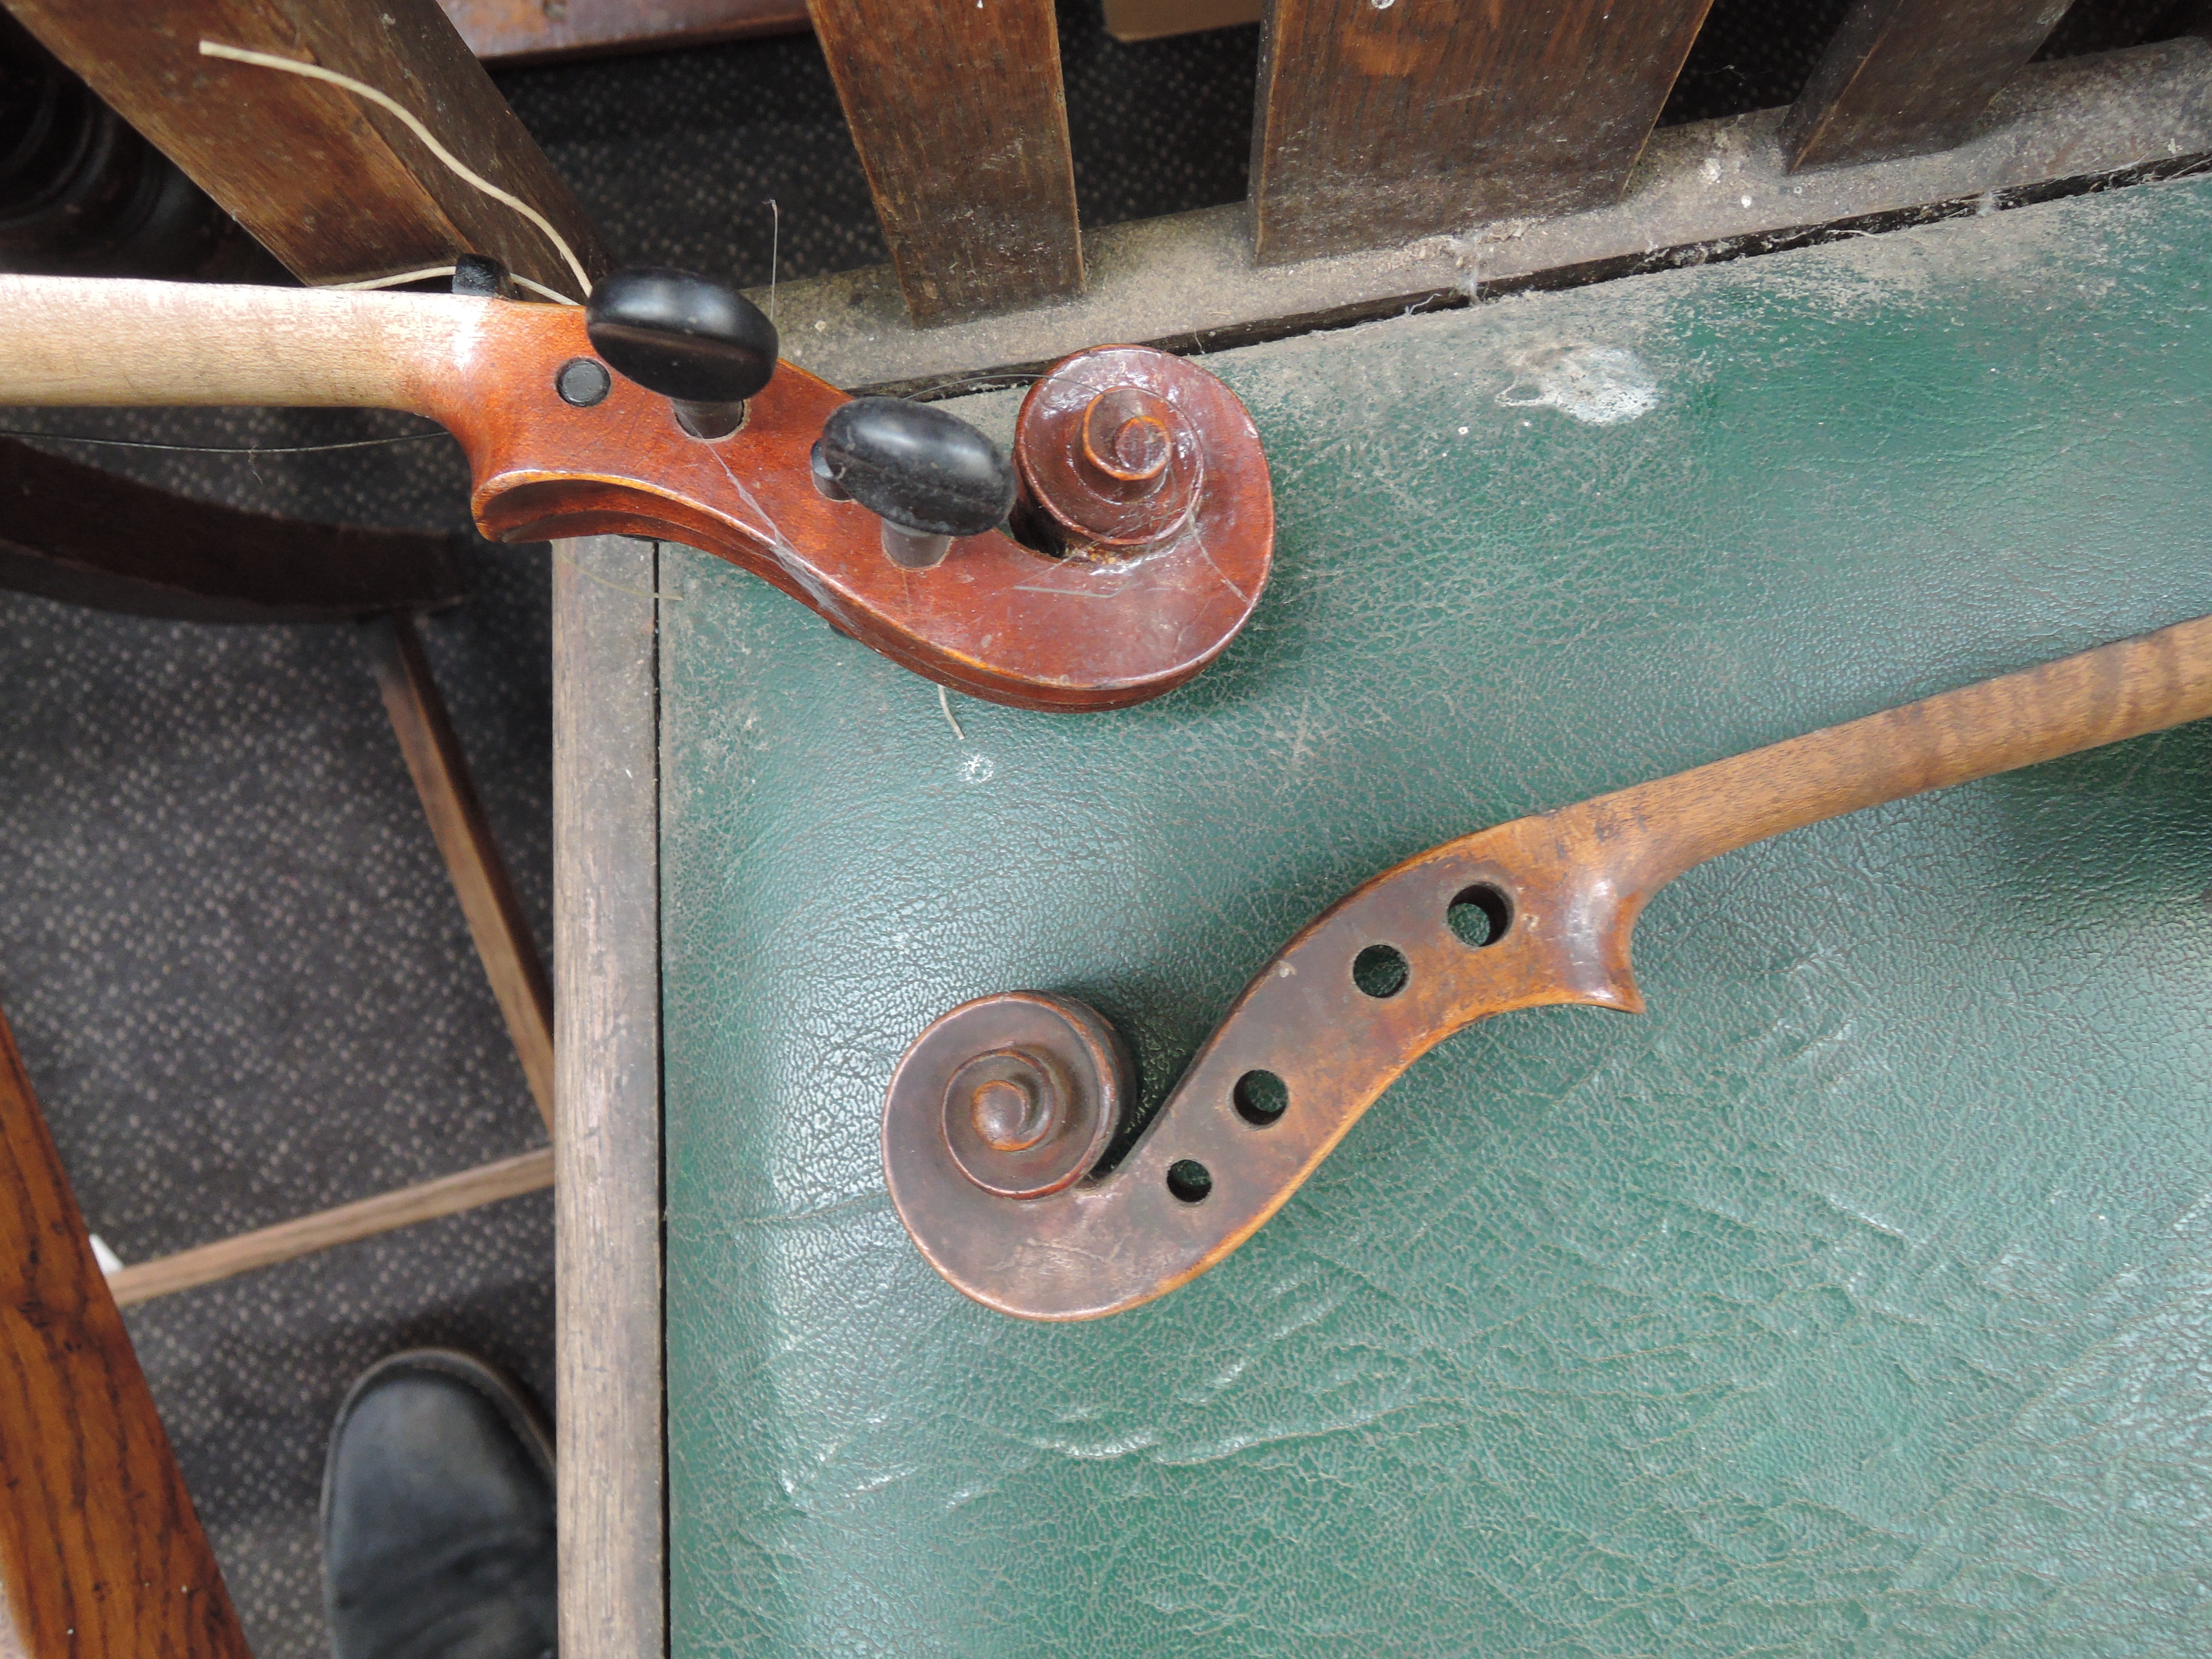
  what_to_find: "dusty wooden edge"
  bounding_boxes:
[105,1147,554,1307]
[440,0,808,64]
[760,36,2212,398]
[554,535,665,1659]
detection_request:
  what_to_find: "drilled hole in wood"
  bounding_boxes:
[1233,1069,1288,1126]
[1007,492,1068,558]
[1447,883,1512,948]
[1352,943,1408,999]
[1166,1159,1213,1203]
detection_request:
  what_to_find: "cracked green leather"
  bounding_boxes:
[661,177,2212,1657]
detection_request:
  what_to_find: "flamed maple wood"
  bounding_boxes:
[885,611,2212,1319]
[0,274,1274,711]
[0,1005,252,1659]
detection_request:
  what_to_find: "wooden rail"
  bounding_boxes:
[365,615,557,1134]
[105,1149,554,1307]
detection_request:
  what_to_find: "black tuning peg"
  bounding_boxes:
[585,267,778,440]
[810,398,1019,570]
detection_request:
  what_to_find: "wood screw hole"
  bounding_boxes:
[1447,884,1512,948]
[1233,1069,1288,1126]
[1353,943,1408,999]
[1166,1159,1213,1204]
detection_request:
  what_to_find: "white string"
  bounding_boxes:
[765,198,779,323]
[327,264,455,291]
[325,263,579,305]
[509,274,578,304]
[199,41,593,302]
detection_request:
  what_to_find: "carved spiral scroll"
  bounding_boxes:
[450,309,1275,712]
[881,813,1647,1321]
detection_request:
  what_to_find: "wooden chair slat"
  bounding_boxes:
[1782,0,2076,171]
[1251,0,1717,265]
[807,0,1082,325]
[3,0,611,293]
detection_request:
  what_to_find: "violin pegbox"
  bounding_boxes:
[461,278,1274,713]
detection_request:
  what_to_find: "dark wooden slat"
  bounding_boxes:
[363,614,556,1133]
[1102,0,1259,43]
[0,437,463,624]
[0,1004,252,1659]
[1,0,610,293]
[806,0,1082,324]
[1250,0,1717,265]
[1782,0,2077,171]
[437,0,806,64]
[552,536,663,1659]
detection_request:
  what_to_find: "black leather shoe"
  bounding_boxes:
[322,1349,557,1659]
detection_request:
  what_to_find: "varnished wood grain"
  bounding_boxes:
[552,536,662,1659]
[0,1004,251,1657]
[0,275,1276,712]
[886,612,2212,1318]
[0,437,462,624]
[363,615,556,1131]
[105,1149,554,1307]
[1783,0,2077,170]
[807,0,1082,324]
[1,0,609,294]
[1250,0,1717,264]
[438,0,806,63]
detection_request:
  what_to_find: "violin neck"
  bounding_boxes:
[0,274,480,415]
[1571,612,2212,895]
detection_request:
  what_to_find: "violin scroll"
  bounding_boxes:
[1012,346,1212,557]
[888,993,1133,1203]
[885,612,2212,1316]
[881,816,1645,1321]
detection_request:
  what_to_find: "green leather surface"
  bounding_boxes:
[661,179,2212,1657]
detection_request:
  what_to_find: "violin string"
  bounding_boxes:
[327,265,463,292]
[199,41,592,302]
[326,264,578,305]
[0,429,449,456]
[937,683,966,744]
[766,199,780,324]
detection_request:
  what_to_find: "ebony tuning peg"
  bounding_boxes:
[584,267,778,440]
[810,398,1019,570]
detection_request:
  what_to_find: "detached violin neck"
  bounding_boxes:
[1575,612,2212,898]
[0,273,477,416]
